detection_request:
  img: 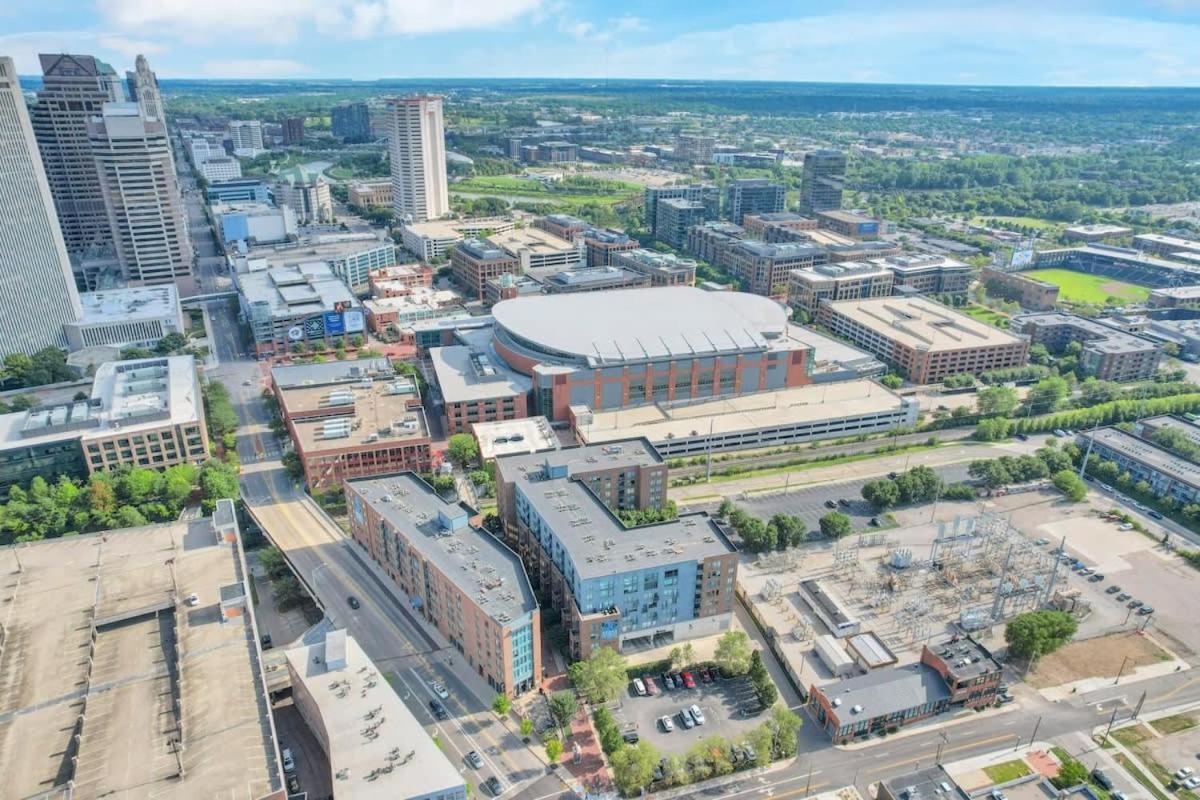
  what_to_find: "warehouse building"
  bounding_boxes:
[1012,312,1162,382]
[818,297,1030,384]
[346,473,541,696]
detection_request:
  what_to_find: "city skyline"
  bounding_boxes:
[0,1,1198,86]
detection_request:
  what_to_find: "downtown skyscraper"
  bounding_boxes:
[0,57,82,354]
[125,54,164,122]
[388,95,449,223]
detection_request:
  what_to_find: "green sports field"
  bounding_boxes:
[1023,269,1151,305]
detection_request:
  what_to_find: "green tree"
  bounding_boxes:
[769,705,802,758]
[714,630,753,676]
[977,385,1020,417]
[1052,469,1087,502]
[669,642,696,669]
[1005,610,1078,661]
[568,647,627,703]
[969,459,1012,488]
[520,717,534,738]
[548,690,579,735]
[880,374,903,389]
[447,433,480,466]
[1052,760,1090,789]
[974,417,1012,441]
[545,738,563,762]
[610,741,659,795]
[492,693,511,716]
[862,479,901,511]
[819,511,852,539]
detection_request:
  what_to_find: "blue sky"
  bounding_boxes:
[2,0,1200,85]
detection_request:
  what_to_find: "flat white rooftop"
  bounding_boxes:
[825,297,1025,351]
[473,416,560,460]
[75,285,179,323]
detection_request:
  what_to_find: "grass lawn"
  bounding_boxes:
[984,760,1033,784]
[1023,268,1151,305]
[1112,724,1152,748]
[679,441,943,486]
[960,303,1012,329]
[452,174,641,206]
[326,166,354,180]
[1114,753,1171,800]
[1149,713,1198,735]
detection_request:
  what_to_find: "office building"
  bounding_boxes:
[214,201,298,245]
[281,116,305,145]
[819,297,1029,384]
[687,221,746,265]
[199,155,242,182]
[1150,285,1200,310]
[725,179,786,224]
[722,240,828,296]
[332,101,372,143]
[349,178,394,208]
[430,342,532,435]
[886,254,972,297]
[611,248,697,286]
[573,378,918,458]
[1062,223,1131,243]
[674,132,715,164]
[64,285,184,351]
[979,267,1059,311]
[1078,427,1200,505]
[0,503,284,799]
[228,119,264,155]
[205,177,270,204]
[816,209,881,239]
[88,103,192,290]
[655,197,710,247]
[743,211,818,239]
[400,216,515,261]
[451,238,522,301]
[582,227,640,266]
[644,184,719,230]
[787,261,894,320]
[236,262,361,358]
[364,290,464,333]
[0,355,209,494]
[286,629,467,800]
[799,149,846,215]
[1134,232,1200,258]
[809,637,1000,743]
[525,141,577,162]
[1012,312,1162,382]
[495,440,737,659]
[535,213,590,241]
[0,57,83,356]
[185,134,221,165]
[275,165,332,224]
[272,359,432,490]
[125,54,164,122]
[252,233,396,294]
[369,263,433,296]
[347,473,541,696]
[32,53,123,258]
[388,95,449,222]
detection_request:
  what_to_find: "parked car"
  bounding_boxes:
[888,472,899,479]
[1106,585,1121,594]
[689,704,705,725]
[824,499,838,509]
[1139,606,1155,616]
[1089,574,1105,582]
[1119,523,1134,530]
[869,517,881,527]
[643,675,658,695]
[1015,433,1029,441]
[671,672,684,688]
[623,730,640,744]
[286,774,301,793]
[681,671,696,689]
[431,682,449,699]
[1053,429,1067,438]
[347,595,361,609]
[1183,777,1200,790]
[1128,599,1144,609]
[659,715,675,732]
[282,748,296,773]
[838,498,850,507]
[678,709,696,729]
[260,633,273,648]
[661,673,676,690]
[632,677,647,697]
[1092,770,1114,791]
[484,776,502,796]
[1117,592,1131,602]
[699,668,713,683]
[467,751,485,769]
[1173,767,1194,781]
[1148,510,1164,520]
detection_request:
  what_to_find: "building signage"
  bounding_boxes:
[343,308,365,333]
[324,311,345,336]
[303,316,325,339]
[287,325,304,341]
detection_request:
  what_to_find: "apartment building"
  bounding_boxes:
[643,184,719,230]
[229,120,264,155]
[722,240,828,296]
[787,261,894,320]
[332,101,371,143]
[654,197,710,247]
[1077,427,1200,505]
[346,473,541,696]
[818,297,1030,384]
[199,156,242,183]
[886,254,972,297]
[275,166,333,224]
[388,95,450,222]
[490,227,585,271]
[272,360,432,490]
[495,440,737,659]
[724,179,786,224]
[281,116,305,145]
[674,133,715,164]
[687,221,745,265]
[743,211,818,239]
[535,213,589,241]
[451,238,521,301]
[582,228,641,267]
[1011,312,1162,382]
[369,263,433,297]
[611,249,697,286]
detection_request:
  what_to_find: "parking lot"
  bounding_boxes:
[611,670,768,756]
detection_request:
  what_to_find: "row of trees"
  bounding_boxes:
[0,347,80,391]
[975,393,1200,440]
[860,466,946,512]
[718,501,810,552]
[1005,609,1079,661]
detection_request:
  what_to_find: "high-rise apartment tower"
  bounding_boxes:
[799,149,846,215]
[388,95,449,223]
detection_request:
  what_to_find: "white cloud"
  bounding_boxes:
[100,0,544,42]
[0,30,165,75]
[202,58,315,78]
[611,14,646,33]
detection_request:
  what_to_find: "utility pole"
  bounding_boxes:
[1029,715,1043,748]
[936,731,950,764]
[1102,705,1120,744]
[1078,419,1101,479]
[805,760,814,796]
[1114,655,1131,685]
[1133,691,1146,719]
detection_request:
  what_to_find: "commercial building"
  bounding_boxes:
[1134,233,1200,258]
[369,262,433,296]
[611,248,698,286]
[0,356,209,494]
[237,262,362,358]
[725,179,786,224]
[1133,415,1200,449]
[886,254,972,297]
[272,359,432,490]
[275,165,333,224]
[199,155,242,182]
[979,267,1060,311]
[281,115,305,145]
[430,341,531,434]
[1149,286,1200,309]
[472,417,560,461]
[228,119,265,155]
[826,241,903,261]
[364,290,463,333]
[799,149,846,215]
[1078,427,1200,504]
[487,266,652,303]
[286,629,466,800]
[1012,312,1162,382]
[572,379,918,457]
[1030,245,1200,289]
[0,57,83,355]
[1064,224,1131,242]
[400,216,516,261]
[332,101,372,143]
[674,133,715,164]
[655,197,710,247]
[32,53,123,259]
[809,636,1001,743]
[348,178,394,209]
[389,95,450,222]
[346,473,541,696]
[215,201,298,246]
[451,238,522,301]
[787,261,894,320]
[489,287,814,421]
[0,503,284,799]
[644,184,719,230]
[743,211,818,239]
[206,177,271,204]
[89,102,192,290]
[248,233,397,294]
[65,285,184,350]
[818,297,1030,384]
[878,768,969,800]
[495,440,737,659]
[722,240,828,296]
[527,140,577,162]
[816,209,881,239]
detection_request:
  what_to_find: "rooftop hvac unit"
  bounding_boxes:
[322,419,352,439]
[327,390,355,405]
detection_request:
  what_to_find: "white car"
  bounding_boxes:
[632,678,647,697]
[186,592,200,606]
[659,715,674,732]
[282,747,296,773]
[431,682,449,699]
[688,704,705,725]
[1184,777,1200,790]
[1174,767,1194,781]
